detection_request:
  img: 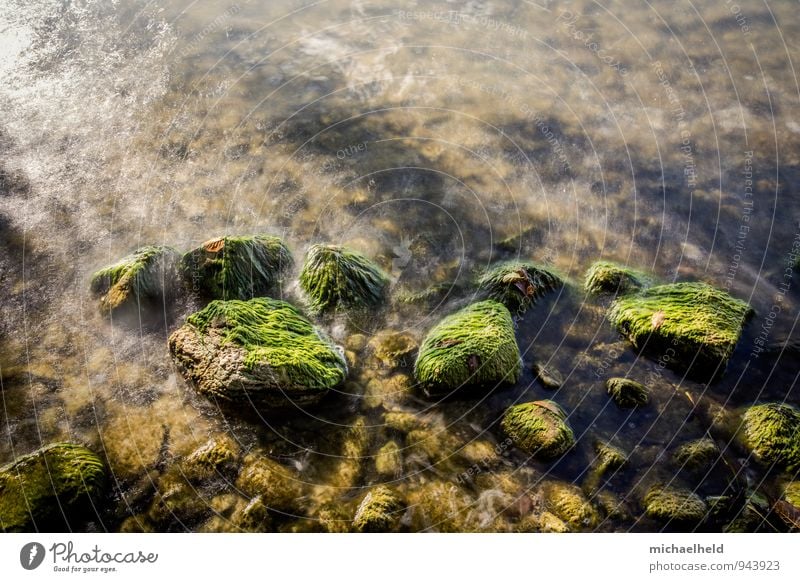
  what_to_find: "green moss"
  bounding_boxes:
[477,261,562,313]
[414,301,521,395]
[584,260,651,295]
[235,454,303,513]
[352,486,405,532]
[299,244,389,314]
[606,377,649,408]
[739,403,800,472]
[181,235,293,300]
[375,440,403,477]
[501,400,574,460]
[673,438,720,471]
[542,481,600,529]
[169,298,347,407]
[90,245,181,314]
[608,282,752,379]
[0,443,106,532]
[643,485,707,524]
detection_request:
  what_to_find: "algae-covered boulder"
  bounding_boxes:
[673,438,720,471]
[501,400,574,460]
[0,443,106,532]
[606,377,648,408]
[542,481,601,530]
[181,235,293,300]
[784,482,800,506]
[299,244,389,314]
[90,245,181,315]
[169,298,347,409]
[352,486,405,532]
[235,454,304,513]
[477,261,562,313]
[414,301,521,396]
[585,441,627,493]
[739,403,800,472]
[608,282,752,380]
[643,484,707,524]
[584,260,651,295]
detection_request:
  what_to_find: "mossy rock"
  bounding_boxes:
[673,438,720,471]
[585,441,627,493]
[235,454,304,513]
[147,474,210,526]
[608,282,752,380]
[414,301,521,396]
[739,403,800,472]
[181,235,292,300]
[407,482,474,532]
[367,331,418,369]
[542,481,601,530]
[181,437,240,481]
[375,440,403,477]
[501,400,574,460]
[477,261,562,314]
[0,443,106,532]
[169,298,347,409]
[606,377,648,408]
[90,245,181,315]
[299,244,389,314]
[783,482,800,506]
[352,486,405,532]
[584,260,651,295]
[643,484,707,524]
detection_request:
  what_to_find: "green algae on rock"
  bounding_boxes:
[673,438,720,471]
[739,403,800,472]
[0,443,106,532]
[235,454,304,513]
[477,261,562,313]
[168,298,347,409]
[299,244,389,314]
[181,235,293,300]
[90,245,181,314]
[414,300,521,396]
[352,486,405,532]
[584,441,627,494]
[584,260,651,295]
[608,282,752,380]
[643,485,707,524]
[542,481,600,530]
[606,377,649,408]
[501,400,574,460]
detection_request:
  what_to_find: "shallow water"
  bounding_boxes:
[1,0,799,532]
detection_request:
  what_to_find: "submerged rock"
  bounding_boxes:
[643,484,707,524]
[606,377,649,408]
[783,482,800,506]
[181,235,293,300]
[169,298,347,409]
[542,481,601,530]
[739,403,800,472]
[0,443,106,532]
[608,282,751,380]
[414,300,521,396]
[181,437,240,481]
[501,400,574,460]
[90,245,181,315]
[299,244,389,314]
[235,454,304,513]
[584,260,651,295]
[477,261,562,314]
[367,330,418,369]
[375,440,403,477]
[673,438,720,471]
[352,486,405,532]
[584,441,627,494]
[533,363,564,390]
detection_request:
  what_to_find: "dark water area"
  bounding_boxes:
[1,0,799,533]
